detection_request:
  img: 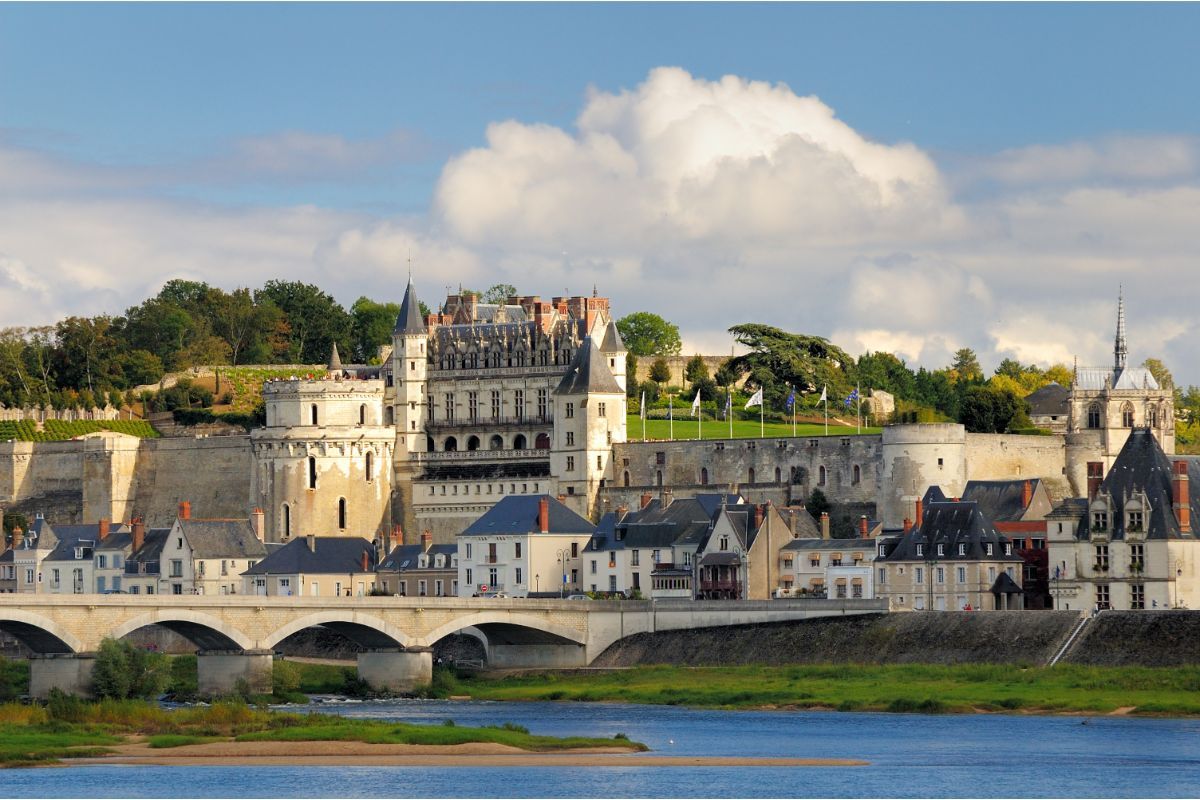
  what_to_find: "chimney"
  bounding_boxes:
[360,550,370,573]
[1087,462,1103,501]
[178,501,191,520]
[616,503,629,519]
[306,534,316,553]
[251,508,265,541]
[662,489,674,507]
[1021,480,1033,511]
[1173,460,1191,533]
[11,526,23,550]
[640,492,653,509]
[915,497,924,527]
[391,524,404,549]
[421,529,434,552]
[859,515,869,538]
[98,518,111,541]
[820,512,830,540]
[374,537,385,568]
[754,504,764,530]
[902,517,913,535]
[538,497,550,533]
[131,519,145,553]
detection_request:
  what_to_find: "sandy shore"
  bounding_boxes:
[67,740,867,768]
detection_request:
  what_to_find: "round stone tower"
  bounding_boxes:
[878,423,967,529]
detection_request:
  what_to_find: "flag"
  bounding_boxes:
[745,387,763,409]
[691,390,701,415]
[819,384,827,403]
[668,397,673,420]
[725,392,732,417]
[640,390,646,420]
[785,387,796,411]
[844,387,859,408]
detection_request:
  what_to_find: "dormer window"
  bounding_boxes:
[986,543,994,556]
[878,544,886,557]
[936,544,944,557]
[1092,511,1109,533]
[1004,543,1012,556]
[719,536,729,551]
[915,544,923,557]
[958,543,966,556]
[1127,510,1144,533]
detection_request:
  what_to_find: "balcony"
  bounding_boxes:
[698,579,741,593]
[413,449,550,464]
[425,414,552,433]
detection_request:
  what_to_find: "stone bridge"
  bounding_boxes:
[0,595,887,697]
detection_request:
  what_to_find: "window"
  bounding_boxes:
[488,567,498,586]
[571,543,579,557]
[591,560,597,574]
[444,393,455,421]
[937,544,944,557]
[811,557,820,568]
[1149,406,1158,428]
[653,549,661,564]
[566,456,575,472]
[566,403,574,419]
[701,467,709,485]
[878,568,886,584]
[1096,584,1111,610]
[915,567,924,584]
[468,391,478,422]
[515,568,523,585]
[1095,544,1110,571]
[97,555,107,569]
[466,568,473,585]
[609,575,618,591]
[1092,511,1109,532]
[1088,403,1101,429]
[418,580,428,597]
[282,504,291,538]
[748,467,756,484]
[51,568,60,588]
[308,457,318,489]
[1128,510,1144,532]
[719,536,729,551]
[852,465,860,485]
[465,543,472,559]
[435,579,444,596]
[366,451,374,482]
[514,390,525,421]
[172,584,183,595]
[359,404,366,425]
[818,466,826,486]
[566,431,574,446]
[631,550,640,566]
[491,390,501,420]
[1121,402,1134,428]
[1131,543,1145,571]
[170,560,183,578]
[957,566,966,583]
[311,404,318,425]
[338,498,347,530]
[221,560,228,576]
[985,543,994,557]
[538,389,548,419]
[916,544,923,557]
[1131,583,1145,610]
[936,567,945,584]
[598,402,607,418]
[878,544,886,557]
[597,455,603,470]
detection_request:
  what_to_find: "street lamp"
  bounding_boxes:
[556,549,568,598]
[535,573,540,595]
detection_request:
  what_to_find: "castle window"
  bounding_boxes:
[410,361,415,371]
[513,434,527,450]
[597,455,603,470]
[282,504,291,538]
[359,404,366,425]
[748,467,756,484]
[468,392,478,422]
[1121,402,1134,428]
[1087,403,1101,429]
[775,467,781,483]
[537,389,548,420]
[852,465,861,485]
[623,471,630,487]
[445,436,457,452]
[701,467,709,485]
[566,403,574,419]
[384,407,393,426]
[490,434,503,450]
[656,470,663,487]
[467,435,480,451]
[566,431,574,447]
[598,402,607,418]
[536,433,550,449]
[308,457,317,489]
[365,452,373,482]
[338,498,347,530]
[818,465,827,486]
[427,396,434,422]
[514,390,525,421]
[1149,406,1158,427]
[311,404,318,425]
[444,394,455,422]
[491,391,501,420]
[567,456,575,472]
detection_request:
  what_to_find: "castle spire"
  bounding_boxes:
[1114,286,1127,371]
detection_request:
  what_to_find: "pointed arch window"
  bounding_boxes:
[338,498,347,530]
[1121,402,1135,428]
[308,457,318,489]
[310,404,318,425]
[282,504,291,538]
[365,451,374,482]
[818,465,827,486]
[1087,403,1101,429]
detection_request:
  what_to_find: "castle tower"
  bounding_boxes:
[392,278,429,462]
[250,359,394,543]
[551,338,627,518]
[597,319,628,393]
[1114,287,1127,372]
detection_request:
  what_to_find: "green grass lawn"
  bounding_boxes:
[627,415,880,441]
[443,663,1200,716]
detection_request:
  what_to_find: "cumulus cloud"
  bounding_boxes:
[2,67,1200,383]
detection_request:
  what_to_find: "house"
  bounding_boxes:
[693,501,798,600]
[376,529,458,597]
[1048,428,1200,611]
[8,517,55,593]
[782,527,878,600]
[456,494,594,597]
[877,495,1024,611]
[93,523,134,594]
[960,478,1054,608]
[241,535,378,597]
[153,504,267,595]
[123,521,172,595]
[1025,382,1070,434]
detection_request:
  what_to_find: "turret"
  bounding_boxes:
[392,277,429,460]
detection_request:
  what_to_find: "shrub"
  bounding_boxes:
[92,638,169,700]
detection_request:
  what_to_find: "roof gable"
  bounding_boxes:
[553,338,622,395]
[462,495,595,536]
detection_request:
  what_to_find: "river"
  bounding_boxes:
[7,698,1200,797]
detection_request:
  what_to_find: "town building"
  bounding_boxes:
[122,521,170,595]
[40,520,131,594]
[1048,428,1200,611]
[456,494,594,597]
[781,524,878,600]
[242,535,378,597]
[93,523,134,594]
[960,479,1054,608]
[376,529,458,597]
[877,496,1024,611]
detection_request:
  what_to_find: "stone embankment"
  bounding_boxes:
[593,611,1084,667]
[1066,610,1200,666]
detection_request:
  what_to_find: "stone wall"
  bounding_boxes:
[965,433,1071,499]
[632,355,741,389]
[132,436,254,526]
[592,611,1084,667]
[1065,610,1200,666]
[0,440,85,521]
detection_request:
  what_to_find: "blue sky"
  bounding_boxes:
[3,4,1200,380]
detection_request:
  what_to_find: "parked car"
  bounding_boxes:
[566,594,591,601]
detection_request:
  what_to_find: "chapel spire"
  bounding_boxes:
[1114,286,1127,372]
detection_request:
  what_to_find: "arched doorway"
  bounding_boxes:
[445,436,458,452]
[467,435,480,451]
[535,433,551,449]
[490,434,504,450]
[513,434,527,450]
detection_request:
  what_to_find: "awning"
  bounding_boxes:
[990,571,1024,595]
[699,552,741,566]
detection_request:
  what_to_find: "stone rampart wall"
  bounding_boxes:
[965,433,1070,498]
[132,436,254,526]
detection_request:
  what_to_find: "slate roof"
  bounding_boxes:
[598,320,625,354]
[126,529,172,573]
[243,537,376,575]
[461,495,594,537]
[328,343,343,371]
[879,500,1020,562]
[179,520,267,558]
[43,523,127,563]
[553,338,622,396]
[394,279,426,334]
[96,532,133,552]
[1075,366,1160,391]
[778,507,821,538]
[379,543,457,571]
[781,536,876,552]
[1091,428,1200,540]
[990,571,1024,595]
[1026,382,1070,417]
[961,479,1042,523]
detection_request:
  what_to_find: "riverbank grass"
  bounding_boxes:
[442,663,1200,716]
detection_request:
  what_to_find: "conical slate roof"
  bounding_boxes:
[599,320,625,353]
[553,338,623,395]
[328,342,343,371]
[394,278,426,334]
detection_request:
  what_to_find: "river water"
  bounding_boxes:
[7,698,1200,797]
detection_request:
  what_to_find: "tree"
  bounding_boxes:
[854,351,916,400]
[1143,358,1174,390]
[209,287,283,365]
[481,284,517,304]
[951,348,983,382]
[649,358,671,384]
[959,385,1025,433]
[684,355,708,385]
[1044,363,1074,387]
[724,324,853,410]
[350,296,402,363]
[91,637,168,699]
[616,312,682,357]
[807,488,832,519]
[255,281,352,364]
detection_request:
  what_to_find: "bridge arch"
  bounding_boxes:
[0,609,83,654]
[419,611,586,650]
[110,610,256,652]
[263,611,414,651]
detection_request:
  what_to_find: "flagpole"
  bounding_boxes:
[669,394,674,441]
[698,402,702,441]
[791,383,796,439]
[760,399,764,439]
[823,384,828,437]
[727,386,733,439]
[857,382,861,434]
